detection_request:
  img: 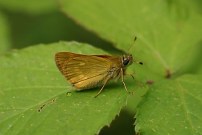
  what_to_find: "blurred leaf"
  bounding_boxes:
[0,42,142,135]
[136,75,202,135]
[0,0,57,14]
[0,12,10,54]
[60,0,202,82]
[4,11,114,52]
[7,11,76,49]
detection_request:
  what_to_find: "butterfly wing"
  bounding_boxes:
[55,52,114,90]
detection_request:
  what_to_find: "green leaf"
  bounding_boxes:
[0,0,57,14]
[0,12,10,54]
[60,0,202,81]
[7,12,112,51]
[1,0,202,134]
[0,42,142,135]
[135,75,202,135]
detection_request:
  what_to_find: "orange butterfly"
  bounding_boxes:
[55,51,142,97]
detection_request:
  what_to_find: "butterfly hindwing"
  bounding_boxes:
[55,52,115,90]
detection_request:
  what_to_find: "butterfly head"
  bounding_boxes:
[122,54,133,67]
[122,54,143,67]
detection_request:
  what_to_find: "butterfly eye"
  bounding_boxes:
[123,58,129,66]
[123,60,129,65]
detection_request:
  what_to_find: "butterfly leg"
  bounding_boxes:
[125,73,135,79]
[94,78,110,98]
[123,69,135,79]
[121,68,131,94]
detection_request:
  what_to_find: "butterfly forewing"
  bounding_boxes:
[55,52,113,90]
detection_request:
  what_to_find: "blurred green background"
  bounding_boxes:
[0,0,121,54]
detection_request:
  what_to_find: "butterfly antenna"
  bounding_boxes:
[134,60,143,65]
[128,36,137,53]
[128,35,143,65]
